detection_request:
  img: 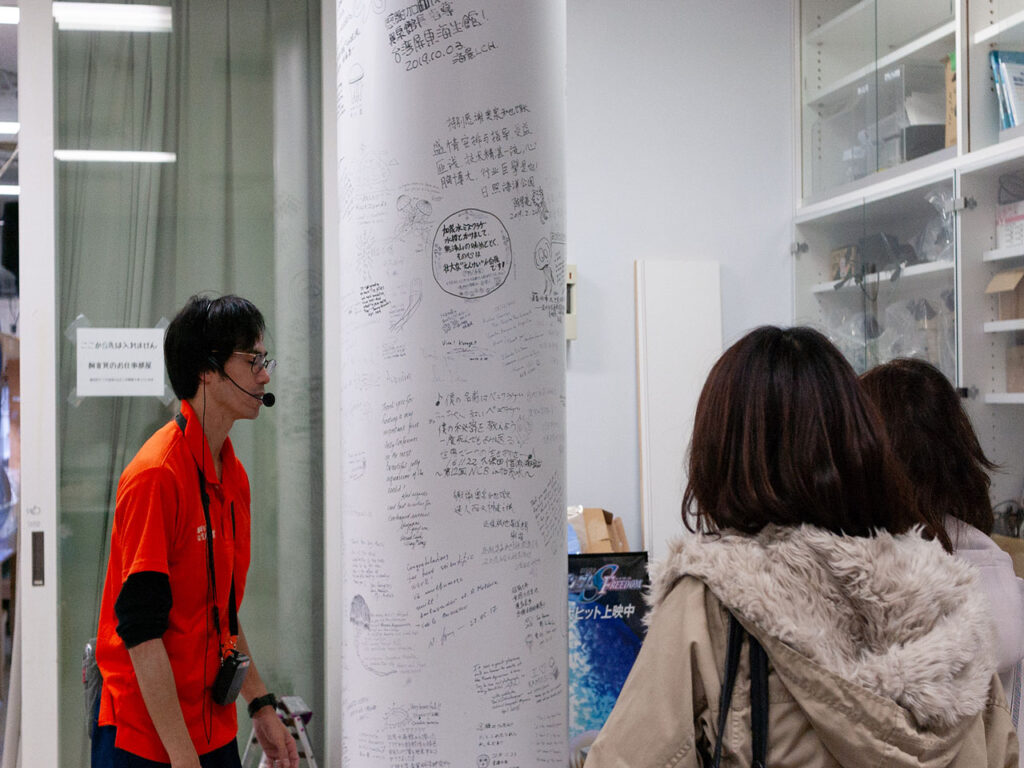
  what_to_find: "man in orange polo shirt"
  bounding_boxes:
[93,295,298,768]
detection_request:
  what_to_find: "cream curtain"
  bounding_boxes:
[17,2,324,765]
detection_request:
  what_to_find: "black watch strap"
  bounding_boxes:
[248,692,277,718]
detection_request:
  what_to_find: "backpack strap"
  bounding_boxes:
[749,628,769,768]
[710,615,744,767]
[709,613,770,768]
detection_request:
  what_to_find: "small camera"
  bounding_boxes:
[211,648,250,705]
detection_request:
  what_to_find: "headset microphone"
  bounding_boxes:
[208,358,275,407]
[224,374,274,407]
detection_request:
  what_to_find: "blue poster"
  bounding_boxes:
[568,552,649,759]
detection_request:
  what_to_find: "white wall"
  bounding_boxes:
[566,0,796,549]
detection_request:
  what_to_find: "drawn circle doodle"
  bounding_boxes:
[432,208,512,299]
[534,237,551,269]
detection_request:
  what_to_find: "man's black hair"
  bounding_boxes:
[164,294,266,400]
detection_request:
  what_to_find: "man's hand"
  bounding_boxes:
[235,623,298,768]
[252,707,299,768]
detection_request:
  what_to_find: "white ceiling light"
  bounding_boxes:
[52,3,172,33]
[0,8,19,25]
[0,186,18,196]
[54,150,176,163]
[0,123,17,136]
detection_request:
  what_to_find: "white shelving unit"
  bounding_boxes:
[795,0,1024,503]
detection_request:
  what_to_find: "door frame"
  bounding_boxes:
[17,0,60,764]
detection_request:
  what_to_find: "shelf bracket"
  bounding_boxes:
[943,196,976,215]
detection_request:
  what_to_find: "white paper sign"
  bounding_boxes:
[76,327,166,397]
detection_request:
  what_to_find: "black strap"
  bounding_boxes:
[710,613,769,768]
[749,629,769,768]
[710,615,744,767]
[175,412,239,642]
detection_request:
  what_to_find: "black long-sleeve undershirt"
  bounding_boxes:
[114,571,172,648]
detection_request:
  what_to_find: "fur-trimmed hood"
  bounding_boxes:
[650,524,998,730]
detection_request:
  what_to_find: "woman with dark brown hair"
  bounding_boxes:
[860,357,995,543]
[861,357,1024,765]
[586,326,1017,768]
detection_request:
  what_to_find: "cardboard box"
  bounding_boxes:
[945,53,956,148]
[611,517,630,552]
[1008,346,1024,392]
[580,508,632,553]
[582,508,614,553]
[829,245,858,281]
[986,268,1024,320]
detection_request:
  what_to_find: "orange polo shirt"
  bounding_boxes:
[95,401,252,761]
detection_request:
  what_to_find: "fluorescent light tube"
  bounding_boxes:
[0,123,17,136]
[0,186,18,196]
[0,8,19,25]
[54,150,176,163]
[52,3,172,33]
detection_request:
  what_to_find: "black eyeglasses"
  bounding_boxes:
[230,351,277,375]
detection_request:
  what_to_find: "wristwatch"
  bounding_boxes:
[247,692,277,718]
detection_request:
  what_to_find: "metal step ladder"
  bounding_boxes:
[240,695,318,768]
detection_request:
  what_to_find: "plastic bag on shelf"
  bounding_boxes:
[877,299,943,365]
[872,296,956,378]
[857,232,906,273]
[937,289,957,381]
[880,301,923,360]
[567,505,584,554]
[823,307,882,373]
[875,330,901,366]
[915,188,954,263]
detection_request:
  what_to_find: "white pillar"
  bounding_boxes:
[334,2,567,765]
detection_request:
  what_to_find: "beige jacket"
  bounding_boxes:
[586,525,1019,768]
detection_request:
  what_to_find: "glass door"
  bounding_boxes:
[50,2,324,764]
[794,175,958,381]
[800,0,956,202]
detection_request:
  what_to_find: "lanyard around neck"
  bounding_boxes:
[175,412,238,646]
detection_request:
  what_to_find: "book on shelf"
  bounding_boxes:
[992,51,1011,130]
[991,51,1024,129]
[1001,51,1024,128]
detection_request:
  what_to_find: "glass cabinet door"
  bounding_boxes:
[794,175,958,381]
[800,0,956,201]
[52,3,324,765]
